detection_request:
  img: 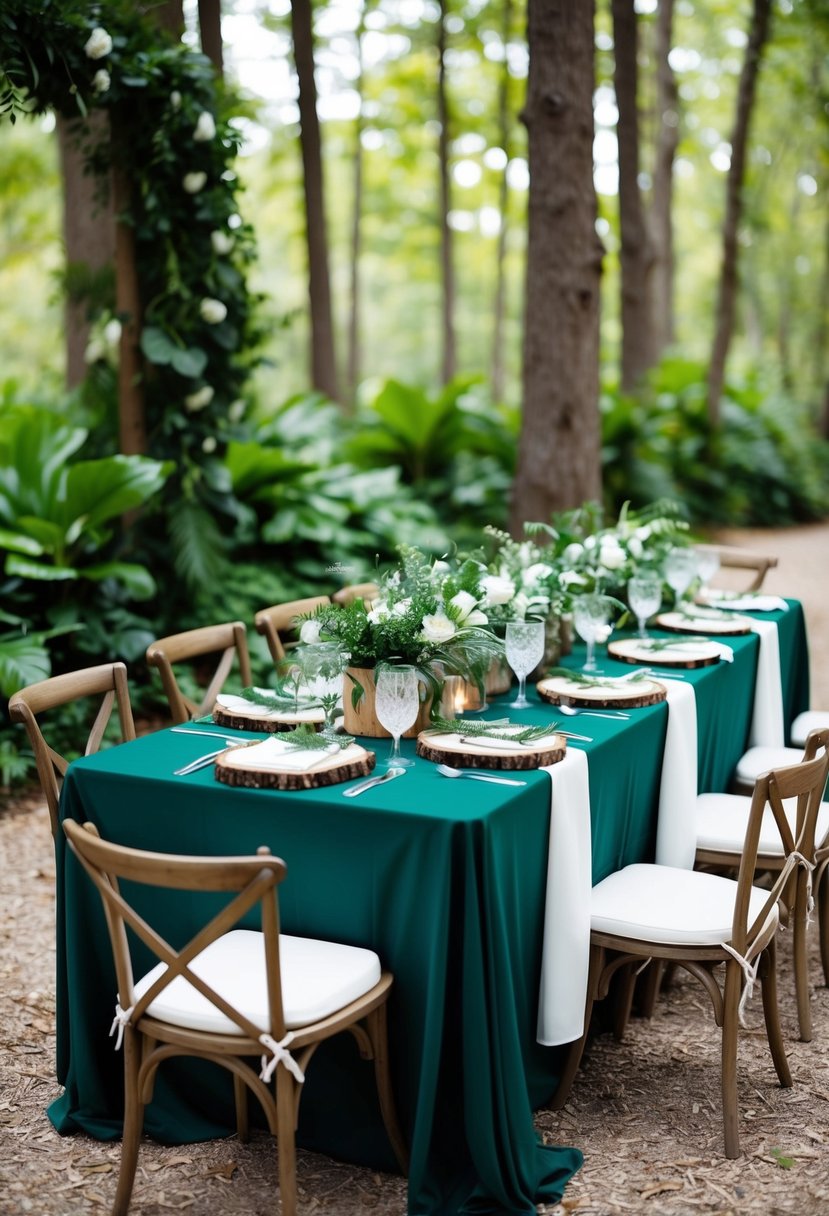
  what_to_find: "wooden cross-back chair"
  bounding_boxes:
[695,543,778,592]
[551,748,829,1159]
[145,621,253,724]
[62,820,408,1216]
[332,582,380,607]
[8,662,136,838]
[695,727,829,1042]
[254,597,330,664]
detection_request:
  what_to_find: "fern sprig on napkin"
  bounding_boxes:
[239,684,324,711]
[545,666,651,687]
[424,716,554,744]
[268,724,355,751]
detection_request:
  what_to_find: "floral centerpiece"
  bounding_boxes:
[298,546,504,733]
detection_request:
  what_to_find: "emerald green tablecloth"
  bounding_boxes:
[49,601,807,1215]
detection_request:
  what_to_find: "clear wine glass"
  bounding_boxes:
[299,642,345,736]
[505,620,545,708]
[663,548,698,608]
[627,575,662,639]
[694,547,721,598]
[374,664,420,768]
[572,594,613,673]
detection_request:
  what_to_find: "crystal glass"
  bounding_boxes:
[627,575,662,639]
[299,643,346,735]
[695,547,721,594]
[663,548,698,608]
[572,594,613,673]
[505,620,545,708]
[374,664,420,768]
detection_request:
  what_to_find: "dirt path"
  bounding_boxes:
[1,524,827,1215]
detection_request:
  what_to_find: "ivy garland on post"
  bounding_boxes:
[0,0,263,547]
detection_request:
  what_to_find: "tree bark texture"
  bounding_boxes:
[198,0,224,73]
[707,0,772,427]
[646,0,678,364]
[290,0,340,402]
[491,0,514,403]
[438,0,457,385]
[510,0,603,531]
[147,0,184,38]
[57,113,115,388]
[111,124,147,457]
[347,7,366,406]
[612,0,651,391]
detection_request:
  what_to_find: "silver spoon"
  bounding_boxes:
[436,764,526,787]
[343,766,406,797]
[558,704,629,721]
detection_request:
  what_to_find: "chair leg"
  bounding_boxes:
[818,863,829,987]
[366,1004,409,1174]
[113,1031,144,1216]
[636,959,665,1021]
[759,937,792,1088]
[275,1070,298,1216]
[233,1072,249,1142]
[611,962,636,1041]
[721,959,742,1160]
[792,871,812,1042]
[549,944,603,1111]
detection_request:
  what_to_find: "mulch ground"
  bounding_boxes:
[2,524,828,1215]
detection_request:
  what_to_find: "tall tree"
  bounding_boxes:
[290,0,340,402]
[198,0,223,73]
[491,0,514,403]
[347,4,368,406]
[612,0,651,391]
[437,0,456,385]
[646,0,678,364]
[510,0,603,530]
[707,0,772,427]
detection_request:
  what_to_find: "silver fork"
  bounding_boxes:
[174,748,228,776]
[436,764,527,787]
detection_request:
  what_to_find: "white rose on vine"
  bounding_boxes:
[84,27,112,59]
[193,111,216,142]
[183,171,207,194]
[92,69,110,93]
[211,230,234,255]
[200,297,227,324]
[184,385,214,412]
[420,612,456,643]
[481,574,515,606]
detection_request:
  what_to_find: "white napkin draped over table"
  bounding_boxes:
[708,594,789,614]
[746,618,785,748]
[216,691,326,722]
[654,680,699,870]
[225,736,345,772]
[537,748,592,1046]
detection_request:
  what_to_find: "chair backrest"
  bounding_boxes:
[254,596,330,663]
[8,662,136,837]
[732,746,829,957]
[332,583,380,608]
[63,819,290,1041]
[146,621,253,724]
[696,543,778,592]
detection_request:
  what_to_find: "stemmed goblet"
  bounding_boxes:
[627,575,662,640]
[374,664,420,768]
[299,642,346,736]
[694,547,721,598]
[572,594,613,673]
[663,548,698,609]
[505,619,545,709]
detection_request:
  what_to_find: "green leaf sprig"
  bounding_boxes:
[424,716,555,744]
[545,666,651,686]
[239,684,323,711]
[267,725,355,751]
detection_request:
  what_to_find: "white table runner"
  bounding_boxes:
[747,618,785,748]
[654,680,698,870]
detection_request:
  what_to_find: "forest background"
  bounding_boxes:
[0,0,828,781]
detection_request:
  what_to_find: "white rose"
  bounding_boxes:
[599,542,626,571]
[512,591,529,618]
[560,571,588,588]
[367,602,389,625]
[421,612,456,643]
[392,599,412,616]
[193,111,216,142]
[635,525,652,541]
[92,69,110,93]
[201,436,217,454]
[183,171,207,194]
[300,619,322,645]
[103,318,121,346]
[199,297,227,324]
[184,385,214,412]
[464,609,488,627]
[522,562,553,588]
[170,91,182,110]
[228,399,246,422]
[84,27,112,59]
[449,590,478,621]
[481,574,515,607]
[562,543,584,564]
[211,230,235,255]
[583,535,597,551]
[627,537,643,560]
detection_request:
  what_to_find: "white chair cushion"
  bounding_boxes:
[735,745,802,784]
[133,929,381,1035]
[590,863,777,946]
[790,711,829,748]
[695,791,829,855]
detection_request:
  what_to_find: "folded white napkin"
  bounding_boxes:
[226,736,345,772]
[707,594,789,613]
[654,680,698,869]
[216,692,323,721]
[644,639,733,664]
[537,748,592,1046]
[748,619,785,748]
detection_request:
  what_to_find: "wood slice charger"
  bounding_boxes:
[215,740,375,791]
[536,674,666,709]
[416,730,566,771]
[653,609,754,636]
[607,638,723,668]
[213,705,325,734]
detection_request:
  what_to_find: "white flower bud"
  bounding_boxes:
[201,436,217,453]
[84,28,112,60]
[183,171,207,194]
[199,297,227,325]
[193,111,216,142]
[92,69,110,93]
[184,385,214,412]
[103,319,121,346]
[228,399,246,422]
[170,91,182,110]
[210,230,235,255]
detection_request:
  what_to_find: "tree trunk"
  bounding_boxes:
[111,127,146,457]
[347,6,366,406]
[150,0,184,38]
[198,0,223,73]
[646,0,678,364]
[438,0,457,385]
[510,0,603,531]
[815,212,829,437]
[612,0,651,391]
[707,0,772,427]
[57,113,115,388]
[491,0,514,403]
[290,0,340,402]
